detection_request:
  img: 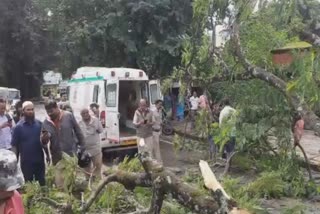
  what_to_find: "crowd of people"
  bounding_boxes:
[0,99,94,188]
[0,96,166,213]
[0,91,305,213]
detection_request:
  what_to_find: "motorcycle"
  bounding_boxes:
[161,110,174,135]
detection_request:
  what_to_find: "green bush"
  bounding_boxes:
[247,171,286,198]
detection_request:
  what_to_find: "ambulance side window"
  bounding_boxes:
[140,82,149,101]
[106,84,117,107]
[92,85,99,103]
[150,84,158,104]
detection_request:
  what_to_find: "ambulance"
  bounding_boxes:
[67,67,161,151]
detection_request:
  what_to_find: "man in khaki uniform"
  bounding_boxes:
[152,100,163,164]
[133,99,154,156]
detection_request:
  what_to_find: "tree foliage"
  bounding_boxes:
[0,0,53,98]
[33,0,192,78]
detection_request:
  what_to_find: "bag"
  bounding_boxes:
[77,148,92,168]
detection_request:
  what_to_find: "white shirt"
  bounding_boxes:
[189,96,199,110]
[219,106,237,137]
[219,106,236,127]
[0,114,12,149]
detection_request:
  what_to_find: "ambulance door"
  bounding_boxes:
[105,79,120,143]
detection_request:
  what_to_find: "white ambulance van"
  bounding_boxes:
[68,67,161,151]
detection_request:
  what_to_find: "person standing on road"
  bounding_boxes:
[13,101,23,124]
[11,101,45,186]
[219,98,236,159]
[0,149,25,214]
[41,101,86,189]
[133,99,154,157]
[89,103,100,119]
[152,100,163,164]
[57,93,68,108]
[189,91,199,128]
[79,108,103,179]
[293,112,304,147]
[0,99,14,150]
[199,92,210,111]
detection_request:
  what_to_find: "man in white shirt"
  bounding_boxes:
[0,100,13,150]
[219,99,236,159]
[189,91,199,128]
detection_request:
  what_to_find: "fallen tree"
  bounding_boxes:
[33,152,248,214]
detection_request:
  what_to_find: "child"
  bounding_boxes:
[0,149,25,214]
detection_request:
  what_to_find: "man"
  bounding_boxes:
[13,101,23,124]
[0,149,25,214]
[189,91,199,128]
[133,99,154,157]
[199,92,210,111]
[41,101,86,188]
[79,108,103,179]
[11,101,45,186]
[58,93,72,112]
[219,99,236,159]
[0,99,13,150]
[152,100,163,164]
[89,103,100,118]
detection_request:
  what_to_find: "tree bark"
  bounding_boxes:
[36,153,248,214]
[81,152,244,214]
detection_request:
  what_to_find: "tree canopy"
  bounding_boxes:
[35,0,193,78]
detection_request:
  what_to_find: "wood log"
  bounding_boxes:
[199,160,230,199]
[82,152,244,213]
[38,152,249,214]
[199,160,251,214]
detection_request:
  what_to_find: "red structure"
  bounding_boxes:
[271,42,312,66]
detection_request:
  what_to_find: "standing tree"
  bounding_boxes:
[0,0,54,98]
[34,0,193,78]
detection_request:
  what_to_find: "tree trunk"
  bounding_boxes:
[82,154,245,214]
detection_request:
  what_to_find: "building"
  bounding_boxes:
[271,41,313,66]
[41,71,63,99]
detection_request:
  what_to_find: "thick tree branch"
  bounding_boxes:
[81,152,246,214]
[82,171,151,212]
[300,30,320,47]
[36,197,72,214]
[231,22,320,134]
[232,23,288,94]
[148,177,165,214]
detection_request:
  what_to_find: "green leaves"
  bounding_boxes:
[36,0,192,77]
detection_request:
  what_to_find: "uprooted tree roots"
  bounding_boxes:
[35,152,248,214]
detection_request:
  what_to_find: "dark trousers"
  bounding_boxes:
[222,137,236,159]
[21,161,46,186]
[225,137,236,153]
